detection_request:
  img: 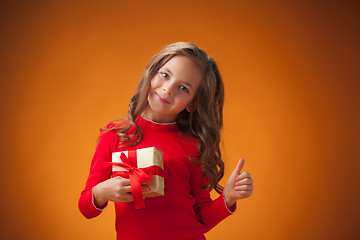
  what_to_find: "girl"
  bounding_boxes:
[78,42,253,239]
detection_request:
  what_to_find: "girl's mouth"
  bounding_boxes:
[155,92,170,104]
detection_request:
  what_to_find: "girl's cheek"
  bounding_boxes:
[151,76,161,88]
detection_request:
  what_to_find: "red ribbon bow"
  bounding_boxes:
[108,150,164,209]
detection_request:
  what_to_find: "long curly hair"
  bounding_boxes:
[106,42,225,194]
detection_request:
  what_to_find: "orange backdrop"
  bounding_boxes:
[1,0,359,239]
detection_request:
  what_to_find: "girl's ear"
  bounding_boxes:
[186,104,196,112]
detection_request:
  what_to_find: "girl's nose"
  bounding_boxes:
[162,88,173,96]
[163,80,176,96]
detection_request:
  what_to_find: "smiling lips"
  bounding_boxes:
[156,92,170,104]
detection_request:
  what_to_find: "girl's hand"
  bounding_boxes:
[92,177,150,208]
[223,159,253,208]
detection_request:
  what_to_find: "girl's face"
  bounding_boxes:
[144,55,203,123]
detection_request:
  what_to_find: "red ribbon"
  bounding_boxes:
[109,150,164,209]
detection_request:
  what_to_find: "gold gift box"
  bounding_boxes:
[112,147,164,197]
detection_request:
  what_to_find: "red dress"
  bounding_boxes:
[78,117,236,240]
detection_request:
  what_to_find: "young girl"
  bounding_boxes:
[78,42,253,239]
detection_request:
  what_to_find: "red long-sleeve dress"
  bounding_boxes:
[78,117,236,240]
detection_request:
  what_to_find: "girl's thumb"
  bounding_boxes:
[233,158,245,174]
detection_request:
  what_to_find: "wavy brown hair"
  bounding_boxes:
[106,42,225,194]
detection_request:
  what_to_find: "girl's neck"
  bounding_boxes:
[141,109,177,124]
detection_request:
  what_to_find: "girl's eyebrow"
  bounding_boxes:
[163,67,173,76]
[182,81,193,89]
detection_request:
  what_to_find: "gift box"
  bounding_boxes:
[111,147,164,208]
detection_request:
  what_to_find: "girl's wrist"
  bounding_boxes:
[93,184,107,208]
[223,187,236,209]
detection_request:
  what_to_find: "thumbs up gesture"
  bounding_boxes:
[223,159,254,208]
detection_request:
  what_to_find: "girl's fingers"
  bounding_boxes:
[112,177,131,186]
[117,193,133,202]
[119,178,131,186]
[238,190,253,198]
[235,177,253,186]
[118,180,150,193]
[120,185,150,193]
[121,186,132,192]
[140,181,149,186]
[114,178,149,187]
[141,186,150,192]
[236,171,251,181]
[235,184,253,191]
[141,182,150,191]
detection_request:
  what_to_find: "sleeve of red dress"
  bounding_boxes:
[190,164,237,232]
[78,126,117,219]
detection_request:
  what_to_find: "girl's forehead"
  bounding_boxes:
[161,56,204,81]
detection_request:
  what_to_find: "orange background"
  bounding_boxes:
[1,0,359,239]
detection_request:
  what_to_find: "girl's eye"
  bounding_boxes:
[179,85,189,93]
[160,72,169,79]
